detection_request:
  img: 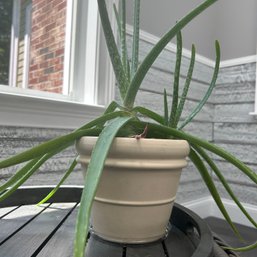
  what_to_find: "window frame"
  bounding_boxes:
[0,0,118,128]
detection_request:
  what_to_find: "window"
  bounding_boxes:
[0,0,13,85]
[0,0,117,128]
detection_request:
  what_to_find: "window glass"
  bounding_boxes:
[0,0,68,94]
[0,0,13,85]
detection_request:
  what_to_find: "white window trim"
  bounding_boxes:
[22,2,32,89]
[8,0,20,88]
[62,0,74,96]
[0,0,118,128]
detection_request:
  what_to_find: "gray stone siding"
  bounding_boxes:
[0,36,256,206]
[213,62,257,205]
[0,127,84,186]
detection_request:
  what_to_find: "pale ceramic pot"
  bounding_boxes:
[76,137,190,244]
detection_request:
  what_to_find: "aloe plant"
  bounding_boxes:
[0,0,256,256]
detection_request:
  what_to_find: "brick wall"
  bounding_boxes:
[28,0,67,94]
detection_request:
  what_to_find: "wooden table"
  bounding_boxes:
[0,187,238,257]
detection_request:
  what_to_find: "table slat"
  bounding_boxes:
[37,205,78,257]
[0,206,19,219]
[0,204,48,244]
[0,203,75,257]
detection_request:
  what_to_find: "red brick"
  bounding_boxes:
[55,48,64,57]
[29,78,39,84]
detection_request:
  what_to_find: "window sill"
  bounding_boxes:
[249,112,257,116]
[0,91,105,129]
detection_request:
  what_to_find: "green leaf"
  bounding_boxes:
[132,106,165,124]
[103,101,120,114]
[97,0,129,99]
[179,40,220,129]
[121,0,128,78]
[131,0,141,78]
[163,89,169,126]
[130,121,257,184]
[0,154,52,202]
[189,148,242,239]
[113,4,131,81]
[113,4,121,37]
[73,116,132,257]
[37,158,78,205]
[169,31,182,127]
[123,0,218,108]
[175,44,195,127]
[78,110,130,131]
[0,128,99,169]
[223,241,257,252]
[0,158,39,192]
[194,145,257,228]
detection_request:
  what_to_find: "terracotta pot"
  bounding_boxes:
[76,137,190,244]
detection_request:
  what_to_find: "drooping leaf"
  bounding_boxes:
[37,158,78,205]
[189,148,242,239]
[0,158,39,192]
[0,154,52,202]
[0,128,99,169]
[129,121,257,184]
[223,241,257,252]
[74,116,133,257]
[194,145,257,228]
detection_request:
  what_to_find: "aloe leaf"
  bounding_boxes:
[175,44,196,127]
[78,110,130,131]
[0,153,52,202]
[37,159,78,205]
[121,0,128,77]
[0,158,39,192]
[131,0,141,78]
[223,241,257,252]
[189,148,242,239]
[194,145,257,228]
[113,4,121,40]
[132,106,165,124]
[123,0,218,108]
[103,101,120,114]
[169,31,182,127]
[163,89,169,126]
[0,128,100,169]
[97,0,129,99]
[74,116,132,257]
[179,40,220,129]
[113,4,131,81]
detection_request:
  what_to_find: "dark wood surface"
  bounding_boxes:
[0,187,240,257]
[0,203,212,257]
